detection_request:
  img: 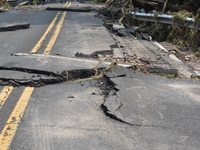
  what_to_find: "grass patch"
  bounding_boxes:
[4,3,10,8]
[124,9,200,55]
[30,0,38,5]
[195,51,200,58]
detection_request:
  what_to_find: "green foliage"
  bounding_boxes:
[172,10,193,24]
[167,25,200,52]
[5,3,9,8]
[194,9,200,26]
[30,0,38,5]
[195,52,200,58]
[93,0,98,3]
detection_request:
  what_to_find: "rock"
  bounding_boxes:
[0,8,5,12]
[185,55,193,61]
[141,32,152,41]
[135,32,143,39]
[168,49,178,55]
[193,70,200,79]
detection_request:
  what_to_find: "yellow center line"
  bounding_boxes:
[30,12,61,53]
[43,1,72,54]
[63,1,72,7]
[67,1,72,7]
[0,87,34,150]
[43,11,67,54]
[0,86,13,110]
[63,1,69,7]
[0,1,72,149]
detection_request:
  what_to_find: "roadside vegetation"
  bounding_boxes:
[0,0,9,8]
[30,0,39,5]
[96,0,200,57]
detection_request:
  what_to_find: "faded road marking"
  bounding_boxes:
[0,87,34,150]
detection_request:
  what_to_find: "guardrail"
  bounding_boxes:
[130,12,200,31]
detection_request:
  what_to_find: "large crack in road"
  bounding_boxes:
[0,63,144,126]
[0,67,66,87]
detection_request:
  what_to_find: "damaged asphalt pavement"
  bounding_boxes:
[0,0,200,150]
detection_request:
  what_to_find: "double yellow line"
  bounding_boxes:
[0,2,71,150]
[63,1,72,7]
[31,1,71,54]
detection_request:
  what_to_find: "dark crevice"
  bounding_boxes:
[46,7,91,12]
[0,67,66,87]
[101,74,170,128]
[0,23,30,32]
[0,67,106,87]
[0,65,172,128]
[101,103,135,126]
[115,102,123,112]
[100,76,119,96]
[100,76,138,126]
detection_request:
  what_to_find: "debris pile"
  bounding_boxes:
[95,0,200,78]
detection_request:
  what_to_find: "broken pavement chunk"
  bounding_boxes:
[0,67,65,87]
[0,23,30,32]
[46,7,91,12]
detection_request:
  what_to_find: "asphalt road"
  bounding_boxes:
[0,1,200,150]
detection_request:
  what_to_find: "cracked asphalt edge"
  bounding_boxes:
[0,64,192,127]
[100,66,172,128]
[0,67,66,87]
[0,23,30,32]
